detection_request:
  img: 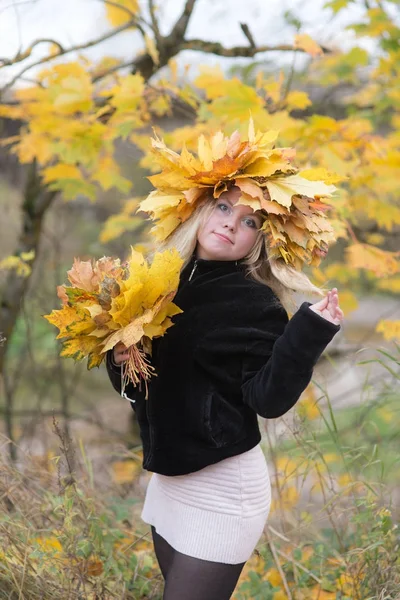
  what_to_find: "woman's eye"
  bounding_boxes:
[243,218,257,228]
[218,202,229,212]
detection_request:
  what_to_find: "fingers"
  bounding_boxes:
[326,288,344,323]
[113,343,130,365]
[311,293,329,311]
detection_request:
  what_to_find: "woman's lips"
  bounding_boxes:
[214,232,233,244]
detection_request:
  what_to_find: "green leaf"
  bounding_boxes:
[324,0,352,14]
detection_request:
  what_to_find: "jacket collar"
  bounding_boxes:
[181,254,244,283]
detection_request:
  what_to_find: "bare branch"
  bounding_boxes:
[0,0,38,17]
[0,18,139,94]
[92,59,138,82]
[148,0,161,43]
[170,0,198,43]
[0,39,65,67]
[180,39,331,57]
[240,23,256,49]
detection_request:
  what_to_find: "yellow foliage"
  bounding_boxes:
[307,587,336,599]
[145,33,159,66]
[271,485,300,512]
[34,536,63,556]
[0,252,35,277]
[112,460,141,484]
[100,202,144,243]
[294,34,323,57]
[336,290,358,315]
[272,591,288,600]
[346,243,399,277]
[286,90,312,111]
[105,0,139,27]
[377,276,400,293]
[43,164,83,183]
[265,567,283,587]
[376,320,400,341]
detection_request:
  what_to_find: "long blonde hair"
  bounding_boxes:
[155,199,324,312]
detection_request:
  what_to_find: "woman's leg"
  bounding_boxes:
[162,548,245,600]
[151,525,175,580]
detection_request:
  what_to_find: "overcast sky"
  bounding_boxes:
[0,0,373,87]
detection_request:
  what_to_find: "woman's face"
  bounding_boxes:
[196,188,263,261]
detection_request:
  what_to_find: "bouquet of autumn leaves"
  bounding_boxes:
[44,248,183,397]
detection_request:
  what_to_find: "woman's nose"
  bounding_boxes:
[223,216,236,231]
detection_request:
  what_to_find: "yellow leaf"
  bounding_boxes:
[105,0,139,27]
[145,33,159,66]
[272,591,288,600]
[376,320,400,341]
[270,485,300,513]
[108,73,145,112]
[346,243,400,277]
[377,277,400,294]
[194,65,227,99]
[100,213,143,243]
[42,164,82,184]
[34,536,63,556]
[44,305,95,339]
[112,459,140,484]
[60,336,101,361]
[337,290,358,315]
[265,567,283,587]
[294,33,323,57]
[46,63,93,113]
[0,255,31,277]
[299,167,345,185]
[286,90,312,111]
[266,175,336,208]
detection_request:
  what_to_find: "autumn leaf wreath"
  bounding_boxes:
[45,119,338,395]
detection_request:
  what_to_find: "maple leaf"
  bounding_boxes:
[44,249,183,391]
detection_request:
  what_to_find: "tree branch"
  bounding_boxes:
[240,23,256,48]
[170,0,198,44]
[180,38,331,57]
[0,39,64,67]
[0,18,140,95]
[148,0,161,43]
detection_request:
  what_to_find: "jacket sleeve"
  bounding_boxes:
[105,350,137,410]
[241,301,340,418]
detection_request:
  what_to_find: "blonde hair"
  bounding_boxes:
[155,199,324,313]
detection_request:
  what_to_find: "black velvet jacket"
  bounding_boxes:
[106,256,340,476]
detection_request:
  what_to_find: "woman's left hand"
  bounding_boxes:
[309,288,344,326]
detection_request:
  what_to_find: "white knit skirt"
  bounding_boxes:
[141,444,271,564]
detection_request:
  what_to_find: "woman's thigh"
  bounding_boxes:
[162,548,245,600]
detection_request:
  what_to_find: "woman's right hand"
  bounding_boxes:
[113,342,130,365]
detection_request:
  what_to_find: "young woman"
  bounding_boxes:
[106,185,343,600]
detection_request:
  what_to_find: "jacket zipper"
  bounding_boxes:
[188,259,198,282]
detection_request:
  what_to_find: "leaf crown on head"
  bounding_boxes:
[139,119,338,270]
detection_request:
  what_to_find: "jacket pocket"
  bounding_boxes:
[203,391,247,448]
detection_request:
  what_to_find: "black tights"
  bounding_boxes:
[151,526,245,600]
